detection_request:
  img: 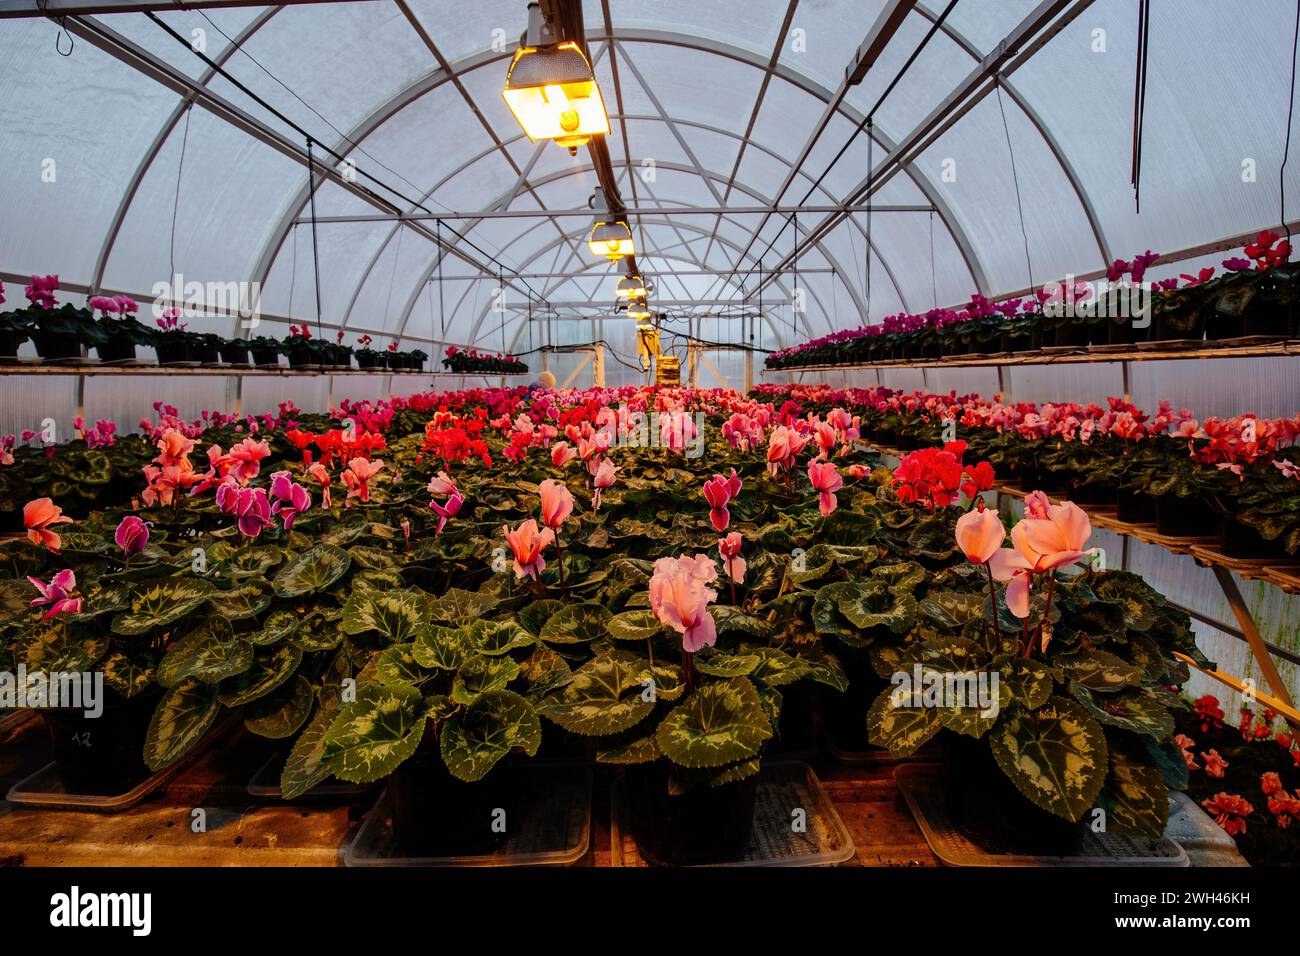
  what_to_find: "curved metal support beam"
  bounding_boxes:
[88,6,281,294]
[911,1,1111,268]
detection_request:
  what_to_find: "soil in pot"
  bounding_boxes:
[1155,495,1211,539]
[624,760,758,866]
[942,733,1083,856]
[42,686,162,795]
[389,753,518,857]
[33,331,82,362]
[1116,490,1157,524]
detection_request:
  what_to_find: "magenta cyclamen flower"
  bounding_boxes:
[269,470,311,530]
[27,569,82,619]
[217,482,273,538]
[702,468,742,532]
[114,515,149,558]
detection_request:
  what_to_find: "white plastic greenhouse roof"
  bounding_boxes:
[3,0,1299,353]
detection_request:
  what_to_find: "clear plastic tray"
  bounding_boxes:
[610,760,855,867]
[4,721,233,813]
[0,709,35,739]
[246,751,376,800]
[894,764,1189,867]
[345,763,592,867]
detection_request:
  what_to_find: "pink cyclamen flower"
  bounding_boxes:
[551,442,577,468]
[227,437,271,485]
[269,470,312,530]
[27,569,82,619]
[1011,499,1092,572]
[503,518,554,580]
[430,490,464,535]
[649,554,719,652]
[988,548,1034,618]
[24,497,74,552]
[591,457,617,512]
[307,462,332,509]
[342,458,384,504]
[216,482,273,538]
[427,471,458,497]
[114,515,149,558]
[807,459,844,516]
[538,478,574,529]
[702,468,742,532]
[954,507,1004,564]
[718,532,746,584]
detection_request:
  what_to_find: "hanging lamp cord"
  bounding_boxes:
[996,79,1034,295]
[1282,0,1300,248]
[1131,0,1151,214]
[865,118,873,327]
[306,138,324,341]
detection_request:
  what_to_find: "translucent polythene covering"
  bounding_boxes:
[4,0,1298,355]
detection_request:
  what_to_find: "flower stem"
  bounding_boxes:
[555,532,566,587]
[984,561,1003,646]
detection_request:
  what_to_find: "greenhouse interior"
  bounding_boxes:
[0,0,1298,921]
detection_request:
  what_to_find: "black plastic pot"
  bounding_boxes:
[999,332,1033,354]
[1069,479,1117,506]
[251,347,280,368]
[1219,516,1286,560]
[155,341,191,365]
[1052,318,1091,348]
[286,351,315,370]
[816,646,887,755]
[96,333,136,364]
[1117,489,1157,524]
[195,342,221,365]
[356,353,382,371]
[220,342,249,366]
[1153,304,1205,342]
[1155,495,1211,539]
[625,760,758,866]
[942,733,1083,856]
[1105,317,1148,345]
[389,755,517,856]
[33,331,81,362]
[1205,306,1245,341]
[0,329,28,360]
[42,687,161,795]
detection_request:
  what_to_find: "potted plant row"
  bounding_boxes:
[443,346,527,375]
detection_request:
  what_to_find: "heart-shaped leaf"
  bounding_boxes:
[321,683,426,783]
[219,643,303,707]
[412,624,470,671]
[989,696,1108,822]
[440,689,541,782]
[867,684,942,756]
[538,654,655,736]
[469,619,535,655]
[206,583,272,621]
[428,587,499,624]
[144,678,221,771]
[280,699,340,800]
[655,678,772,768]
[606,609,666,641]
[341,589,430,644]
[244,675,313,739]
[451,655,520,703]
[111,579,213,635]
[272,544,352,598]
[539,603,612,644]
[157,616,253,688]
[1071,684,1174,739]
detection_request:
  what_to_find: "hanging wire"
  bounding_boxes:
[381,222,405,331]
[1130,0,1152,213]
[287,225,298,318]
[865,118,873,326]
[38,0,74,55]
[791,212,800,336]
[305,139,324,340]
[168,105,193,306]
[1282,0,1300,247]
[435,219,446,341]
[995,79,1035,294]
[929,211,938,309]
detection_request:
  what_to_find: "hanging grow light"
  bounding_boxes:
[502,4,609,156]
[616,273,647,299]
[589,220,635,261]
[626,298,651,321]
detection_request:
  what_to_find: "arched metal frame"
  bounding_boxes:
[79,14,1122,349]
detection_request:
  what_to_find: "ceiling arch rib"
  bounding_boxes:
[250,29,975,333]
[458,217,842,352]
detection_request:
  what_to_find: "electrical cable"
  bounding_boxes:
[168,105,192,303]
[995,79,1034,295]
[1130,0,1151,213]
[1282,0,1300,247]
[306,139,324,340]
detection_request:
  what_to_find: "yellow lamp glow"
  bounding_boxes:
[627,301,651,320]
[588,220,635,261]
[502,42,610,154]
[616,274,646,299]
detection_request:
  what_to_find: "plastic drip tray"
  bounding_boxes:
[345,763,591,867]
[247,752,376,801]
[894,764,1188,867]
[4,721,235,813]
[610,760,855,867]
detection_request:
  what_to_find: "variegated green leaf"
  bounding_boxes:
[427,587,499,624]
[1071,684,1174,739]
[144,678,221,771]
[540,602,612,644]
[451,655,520,703]
[206,583,272,621]
[219,643,302,706]
[111,579,213,635]
[412,624,470,671]
[867,684,942,756]
[989,697,1109,822]
[341,588,429,644]
[244,675,313,739]
[279,698,340,799]
[606,609,666,641]
[272,544,352,598]
[538,654,654,735]
[440,689,541,782]
[655,678,772,768]
[469,619,535,655]
[157,616,253,688]
[321,682,426,783]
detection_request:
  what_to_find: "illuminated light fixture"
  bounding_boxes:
[616,273,646,299]
[626,299,651,321]
[502,3,609,156]
[589,220,635,261]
